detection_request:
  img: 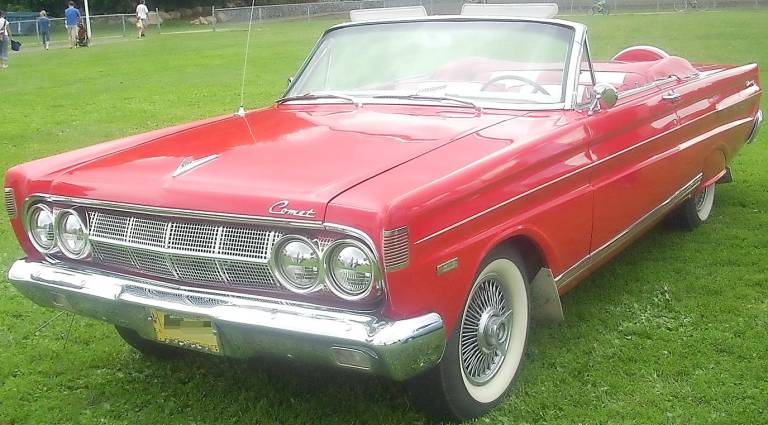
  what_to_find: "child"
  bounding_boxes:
[38,10,50,50]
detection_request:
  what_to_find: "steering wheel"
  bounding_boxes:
[480,75,551,96]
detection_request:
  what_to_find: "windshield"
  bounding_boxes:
[287,20,575,107]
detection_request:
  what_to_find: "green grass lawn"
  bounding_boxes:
[1,11,767,424]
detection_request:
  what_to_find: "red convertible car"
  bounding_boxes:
[3,6,763,421]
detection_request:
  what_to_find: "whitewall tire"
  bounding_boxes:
[675,183,716,229]
[407,248,531,421]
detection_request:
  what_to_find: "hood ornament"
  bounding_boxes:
[269,200,317,218]
[172,154,219,177]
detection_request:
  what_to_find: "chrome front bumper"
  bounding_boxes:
[7,260,445,381]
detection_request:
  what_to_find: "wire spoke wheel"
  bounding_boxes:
[460,275,510,385]
[458,257,529,404]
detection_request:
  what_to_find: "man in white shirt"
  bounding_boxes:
[136,0,149,38]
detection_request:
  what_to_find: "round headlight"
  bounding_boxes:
[325,240,378,300]
[270,236,321,293]
[54,209,91,259]
[27,204,56,253]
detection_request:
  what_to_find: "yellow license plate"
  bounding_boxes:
[149,309,220,354]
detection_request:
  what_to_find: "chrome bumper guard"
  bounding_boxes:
[747,110,763,144]
[7,260,445,381]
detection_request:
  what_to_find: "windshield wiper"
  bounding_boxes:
[276,91,361,107]
[371,94,482,114]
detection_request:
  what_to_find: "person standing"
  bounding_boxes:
[37,10,51,50]
[64,1,81,48]
[136,0,149,38]
[0,10,11,69]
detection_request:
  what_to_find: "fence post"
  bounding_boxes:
[307,4,311,21]
[212,5,216,31]
[258,7,262,25]
[570,0,574,14]
[121,14,126,36]
[155,8,161,32]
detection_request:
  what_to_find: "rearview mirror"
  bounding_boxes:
[591,83,618,112]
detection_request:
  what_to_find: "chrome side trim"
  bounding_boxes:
[415,109,753,245]
[746,110,763,144]
[554,174,702,288]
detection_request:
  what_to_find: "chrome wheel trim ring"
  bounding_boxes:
[459,258,529,403]
[694,184,715,221]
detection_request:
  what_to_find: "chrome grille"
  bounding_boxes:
[4,188,17,218]
[382,227,409,271]
[87,209,283,291]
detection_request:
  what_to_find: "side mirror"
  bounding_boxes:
[287,77,294,86]
[590,83,618,113]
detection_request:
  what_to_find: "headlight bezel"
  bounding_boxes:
[269,234,324,294]
[53,208,92,259]
[25,203,57,254]
[323,239,381,301]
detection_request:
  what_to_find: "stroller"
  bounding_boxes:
[77,20,90,47]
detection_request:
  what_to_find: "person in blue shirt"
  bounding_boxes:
[37,10,51,50]
[64,1,81,48]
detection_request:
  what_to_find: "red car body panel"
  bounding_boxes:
[4,56,761,336]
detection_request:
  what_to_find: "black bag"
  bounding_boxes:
[11,39,21,51]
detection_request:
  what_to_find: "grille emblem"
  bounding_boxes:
[172,154,219,177]
[268,200,317,218]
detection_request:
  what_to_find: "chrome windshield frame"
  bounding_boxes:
[282,16,587,111]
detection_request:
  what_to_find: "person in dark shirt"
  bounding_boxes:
[37,10,51,50]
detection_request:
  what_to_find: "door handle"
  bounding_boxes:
[662,91,681,102]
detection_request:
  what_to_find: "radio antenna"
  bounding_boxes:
[236,0,258,117]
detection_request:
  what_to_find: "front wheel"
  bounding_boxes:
[407,249,530,421]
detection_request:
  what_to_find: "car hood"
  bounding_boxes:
[48,105,518,220]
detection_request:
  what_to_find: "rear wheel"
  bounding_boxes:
[115,326,185,359]
[674,183,716,229]
[407,249,530,421]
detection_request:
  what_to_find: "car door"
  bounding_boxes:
[586,79,690,252]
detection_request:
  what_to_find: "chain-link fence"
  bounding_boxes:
[8,12,162,48]
[7,0,766,49]
[206,0,765,29]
